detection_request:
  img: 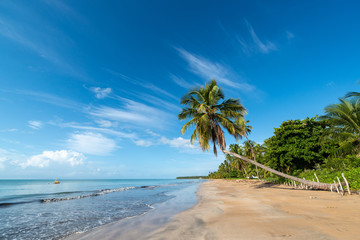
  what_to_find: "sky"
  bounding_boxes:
[1,0,360,179]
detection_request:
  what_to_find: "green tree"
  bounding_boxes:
[238,119,259,178]
[264,117,336,173]
[178,79,245,156]
[179,80,336,190]
[320,98,360,156]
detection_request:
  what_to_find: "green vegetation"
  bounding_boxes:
[207,89,360,190]
[178,79,246,156]
[264,117,337,173]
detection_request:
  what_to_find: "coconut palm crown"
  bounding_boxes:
[178,79,246,156]
[319,98,360,156]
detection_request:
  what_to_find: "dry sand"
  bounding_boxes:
[68,180,360,240]
[149,180,360,240]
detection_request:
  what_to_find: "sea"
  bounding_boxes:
[0,179,203,240]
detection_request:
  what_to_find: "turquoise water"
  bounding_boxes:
[0,179,203,240]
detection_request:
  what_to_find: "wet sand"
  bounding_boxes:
[68,180,360,240]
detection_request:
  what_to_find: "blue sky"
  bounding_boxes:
[1,0,360,179]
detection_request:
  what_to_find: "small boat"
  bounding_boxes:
[54,179,60,184]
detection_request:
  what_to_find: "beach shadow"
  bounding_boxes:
[253,182,307,191]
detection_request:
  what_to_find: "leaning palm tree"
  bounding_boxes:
[179,80,336,190]
[319,98,360,156]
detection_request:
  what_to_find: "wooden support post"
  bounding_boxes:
[337,177,344,195]
[303,178,307,189]
[314,173,320,183]
[334,180,340,194]
[342,173,351,195]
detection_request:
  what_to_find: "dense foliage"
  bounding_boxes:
[264,117,337,173]
[208,99,360,190]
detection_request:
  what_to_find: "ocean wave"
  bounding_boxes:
[41,187,135,203]
[0,201,35,208]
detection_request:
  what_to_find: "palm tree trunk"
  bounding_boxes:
[222,150,336,190]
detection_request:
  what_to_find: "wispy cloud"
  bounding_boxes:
[61,122,137,139]
[20,150,85,168]
[103,69,178,101]
[0,2,87,80]
[13,90,85,110]
[237,20,277,55]
[175,47,255,91]
[88,98,173,128]
[66,132,117,155]
[170,73,198,89]
[136,93,181,112]
[90,87,112,99]
[28,120,43,129]
[286,31,294,40]
[246,21,277,54]
[0,128,18,132]
[326,81,335,88]
[41,0,86,24]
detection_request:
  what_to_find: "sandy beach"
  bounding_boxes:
[150,180,360,240]
[68,180,360,240]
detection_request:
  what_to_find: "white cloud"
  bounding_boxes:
[67,132,117,155]
[175,47,255,92]
[28,120,42,129]
[20,150,85,168]
[0,156,7,169]
[134,139,155,147]
[0,148,27,168]
[90,87,112,99]
[159,137,196,149]
[95,119,116,128]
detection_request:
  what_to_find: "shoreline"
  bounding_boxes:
[64,181,201,240]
